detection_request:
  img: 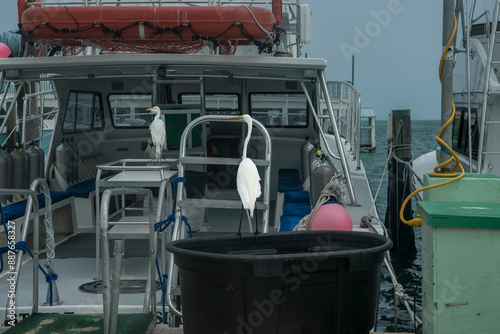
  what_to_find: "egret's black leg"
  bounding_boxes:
[254,209,259,236]
[237,208,244,236]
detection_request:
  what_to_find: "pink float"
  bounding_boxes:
[0,43,11,58]
[310,203,353,231]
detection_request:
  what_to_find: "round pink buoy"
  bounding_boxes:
[0,43,11,58]
[310,203,353,231]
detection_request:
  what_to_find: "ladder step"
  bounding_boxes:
[178,198,268,210]
[110,217,150,225]
[109,224,151,239]
[180,156,270,166]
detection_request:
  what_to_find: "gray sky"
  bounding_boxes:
[303,0,443,120]
[1,0,442,120]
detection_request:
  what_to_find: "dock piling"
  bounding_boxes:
[384,109,416,252]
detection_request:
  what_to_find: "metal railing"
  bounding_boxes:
[301,77,358,206]
[0,76,56,154]
[29,0,294,7]
[99,187,156,334]
[321,81,362,171]
[1,178,58,322]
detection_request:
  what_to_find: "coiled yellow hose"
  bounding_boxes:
[399,16,464,227]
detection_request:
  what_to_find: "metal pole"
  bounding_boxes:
[101,191,112,334]
[478,1,500,172]
[0,189,40,321]
[439,0,456,167]
[318,72,358,205]
[467,0,476,171]
[109,240,123,334]
[355,91,361,170]
[22,96,28,144]
[351,55,355,86]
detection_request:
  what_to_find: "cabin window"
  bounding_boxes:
[452,107,478,159]
[179,93,240,115]
[63,91,104,134]
[108,94,153,128]
[249,93,308,127]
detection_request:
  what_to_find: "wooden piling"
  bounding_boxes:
[384,109,416,252]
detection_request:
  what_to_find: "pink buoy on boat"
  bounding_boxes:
[0,43,11,58]
[310,203,353,231]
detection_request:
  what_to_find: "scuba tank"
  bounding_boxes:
[69,136,79,183]
[20,142,31,189]
[34,139,45,179]
[27,140,41,183]
[301,136,314,184]
[56,138,72,184]
[308,140,319,164]
[11,143,25,189]
[0,147,8,203]
[1,145,13,201]
[310,152,335,206]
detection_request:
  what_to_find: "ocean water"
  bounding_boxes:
[361,119,441,332]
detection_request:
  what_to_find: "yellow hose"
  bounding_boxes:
[399,16,464,227]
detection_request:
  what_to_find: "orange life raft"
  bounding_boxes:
[18,5,280,54]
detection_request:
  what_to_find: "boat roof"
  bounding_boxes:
[361,107,375,118]
[0,53,327,82]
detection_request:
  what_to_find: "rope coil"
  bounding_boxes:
[0,241,58,305]
[293,175,345,231]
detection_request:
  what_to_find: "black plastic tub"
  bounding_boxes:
[166,231,392,334]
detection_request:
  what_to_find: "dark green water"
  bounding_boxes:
[362,119,441,332]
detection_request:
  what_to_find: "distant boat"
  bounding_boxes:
[360,107,376,152]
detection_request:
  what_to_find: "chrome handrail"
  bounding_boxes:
[100,187,155,334]
[0,188,40,320]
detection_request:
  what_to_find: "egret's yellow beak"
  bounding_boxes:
[146,107,155,111]
[229,116,244,120]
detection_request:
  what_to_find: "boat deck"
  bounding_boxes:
[149,330,409,334]
[0,325,409,333]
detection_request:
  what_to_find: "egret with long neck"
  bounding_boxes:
[147,106,166,160]
[236,114,261,234]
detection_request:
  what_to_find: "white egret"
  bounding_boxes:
[235,114,261,234]
[147,106,166,159]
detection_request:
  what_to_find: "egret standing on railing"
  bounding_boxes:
[147,106,166,160]
[235,114,261,234]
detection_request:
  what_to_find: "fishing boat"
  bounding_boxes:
[413,1,500,183]
[398,1,500,333]
[0,1,401,333]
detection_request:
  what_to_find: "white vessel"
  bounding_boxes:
[414,0,500,182]
[0,1,394,332]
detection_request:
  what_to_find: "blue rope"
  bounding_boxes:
[0,245,9,272]
[154,216,174,233]
[153,176,192,323]
[0,241,58,306]
[172,177,186,201]
[155,257,168,324]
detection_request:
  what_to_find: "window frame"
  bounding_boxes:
[62,90,104,135]
[452,106,478,160]
[248,92,309,128]
[179,93,242,115]
[107,93,154,129]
